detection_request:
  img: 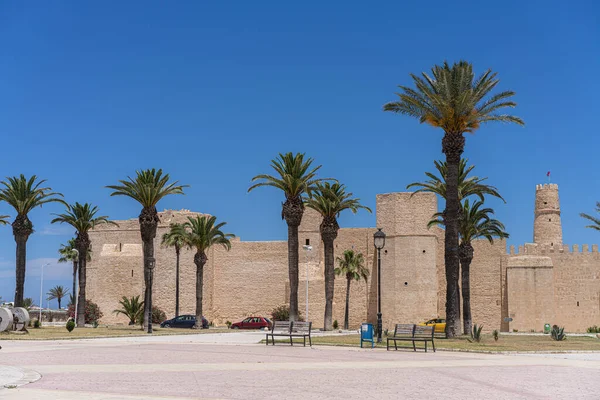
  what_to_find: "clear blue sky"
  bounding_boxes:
[0,1,598,306]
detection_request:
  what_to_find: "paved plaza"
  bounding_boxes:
[1,332,600,399]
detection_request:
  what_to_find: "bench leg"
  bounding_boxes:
[266,335,269,345]
[425,341,428,353]
[290,335,293,346]
[412,340,416,352]
[309,335,312,347]
[303,336,306,347]
[432,340,436,352]
[395,340,398,351]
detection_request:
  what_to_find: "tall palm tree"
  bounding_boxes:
[46,285,69,309]
[384,61,523,337]
[0,175,66,307]
[183,215,234,323]
[113,295,144,326]
[58,239,79,310]
[335,250,369,330]
[248,153,327,321]
[430,199,508,335]
[51,202,117,327]
[580,202,600,231]
[161,223,187,317]
[107,169,187,333]
[304,182,371,330]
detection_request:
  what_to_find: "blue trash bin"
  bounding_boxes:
[360,323,374,348]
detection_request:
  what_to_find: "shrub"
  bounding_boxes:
[226,321,232,328]
[333,320,339,329]
[472,324,483,343]
[587,325,600,333]
[493,329,499,341]
[271,305,303,321]
[66,320,75,332]
[551,325,566,341]
[67,300,104,324]
[152,306,167,324]
[33,319,40,329]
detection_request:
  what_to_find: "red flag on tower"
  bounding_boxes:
[547,171,551,177]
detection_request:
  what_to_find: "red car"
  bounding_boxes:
[230,316,272,330]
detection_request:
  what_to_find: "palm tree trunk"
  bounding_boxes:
[194,251,208,322]
[321,217,339,331]
[12,214,33,308]
[460,243,474,336]
[72,260,78,308]
[442,132,465,338]
[58,296,61,310]
[344,276,351,330]
[76,234,90,328]
[139,207,159,334]
[175,246,180,318]
[282,196,304,321]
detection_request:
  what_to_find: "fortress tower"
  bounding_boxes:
[533,183,562,246]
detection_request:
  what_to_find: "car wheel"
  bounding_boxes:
[192,324,198,329]
[163,324,170,328]
[232,326,239,329]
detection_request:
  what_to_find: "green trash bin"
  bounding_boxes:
[544,323,551,334]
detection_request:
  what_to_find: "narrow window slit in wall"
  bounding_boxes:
[305,239,310,246]
[131,270,134,278]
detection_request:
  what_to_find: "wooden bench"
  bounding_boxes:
[387,324,435,352]
[266,321,312,346]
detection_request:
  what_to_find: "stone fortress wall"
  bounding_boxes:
[86,183,600,332]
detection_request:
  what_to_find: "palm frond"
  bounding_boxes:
[580,202,600,231]
[184,215,235,253]
[52,202,118,234]
[0,174,66,216]
[335,249,369,283]
[107,168,188,208]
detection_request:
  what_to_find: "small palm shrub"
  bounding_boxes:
[271,305,303,321]
[152,306,167,324]
[551,325,566,341]
[66,319,75,332]
[587,325,600,333]
[113,296,144,325]
[493,329,499,341]
[333,320,339,329]
[226,321,232,328]
[67,300,103,324]
[472,324,483,343]
[33,319,40,328]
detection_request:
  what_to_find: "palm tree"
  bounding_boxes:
[430,199,508,335]
[0,175,66,307]
[304,182,371,330]
[407,159,504,202]
[580,202,600,231]
[58,239,79,310]
[107,169,187,333]
[113,295,144,326]
[335,250,369,330]
[22,297,34,311]
[161,223,187,317]
[249,153,328,321]
[183,215,234,323]
[51,202,117,327]
[46,285,69,309]
[384,61,523,337]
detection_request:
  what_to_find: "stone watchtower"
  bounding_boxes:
[533,183,562,247]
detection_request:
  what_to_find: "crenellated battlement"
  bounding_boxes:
[509,243,600,255]
[536,183,559,191]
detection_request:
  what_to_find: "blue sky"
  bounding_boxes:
[0,1,599,305]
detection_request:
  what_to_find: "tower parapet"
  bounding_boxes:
[533,183,562,247]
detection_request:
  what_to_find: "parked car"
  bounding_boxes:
[230,316,272,330]
[160,314,209,329]
[418,318,446,334]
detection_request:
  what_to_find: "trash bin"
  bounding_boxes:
[360,323,374,348]
[544,323,551,334]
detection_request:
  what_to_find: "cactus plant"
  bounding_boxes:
[492,329,499,341]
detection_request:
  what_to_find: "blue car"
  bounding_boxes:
[160,314,209,329]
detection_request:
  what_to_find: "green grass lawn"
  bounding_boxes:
[0,326,231,340]
[270,334,600,352]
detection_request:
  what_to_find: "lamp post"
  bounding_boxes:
[302,245,312,321]
[72,249,79,323]
[39,262,51,323]
[373,228,386,343]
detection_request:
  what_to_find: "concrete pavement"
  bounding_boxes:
[1,332,599,399]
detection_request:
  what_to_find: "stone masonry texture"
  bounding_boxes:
[86,184,600,333]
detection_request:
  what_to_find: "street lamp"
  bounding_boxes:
[72,249,79,323]
[373,228,386,343]
[302,245,312,321]
[147,257,156,334]
[39,262,51,324]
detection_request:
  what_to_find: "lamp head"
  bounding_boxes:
[373,228,386,250]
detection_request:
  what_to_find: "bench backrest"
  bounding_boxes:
[291,321,312,333]
[272,321,292,333]
[413,325,434,339]
[394,324,415,337]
